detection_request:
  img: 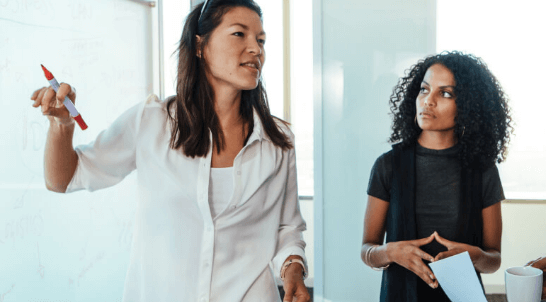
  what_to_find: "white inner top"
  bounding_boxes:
[208,167,234,218]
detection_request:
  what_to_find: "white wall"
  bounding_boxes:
[314,1,436,301]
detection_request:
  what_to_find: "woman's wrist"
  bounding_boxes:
[474,248,501,273]
[383,242,392,263]
[48,117,76,137]
[364,243,391,270]
[53,116,75,126]
[281,256,307,280]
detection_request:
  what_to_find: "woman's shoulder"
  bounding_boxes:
[375,149,393,166]
[370,149,393,179]
[480,162,505,207]
[480,162,502,189]
[122,94,169,121]
[367,149,394,201]
[112,94,170,138]
[143,94,170,111]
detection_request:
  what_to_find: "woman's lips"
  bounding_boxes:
[420,112,435,118]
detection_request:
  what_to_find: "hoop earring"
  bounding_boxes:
[460,126,465,138]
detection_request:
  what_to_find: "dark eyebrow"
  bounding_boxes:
[422,80,455,89]
[229,23,265,35]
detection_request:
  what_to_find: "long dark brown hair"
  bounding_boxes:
[167,0,292,158]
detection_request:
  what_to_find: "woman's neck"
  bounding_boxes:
[417,130,457,150]
[214,86,243,130]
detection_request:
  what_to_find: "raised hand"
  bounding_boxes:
[387,233,439,289]
[30,83,76,125]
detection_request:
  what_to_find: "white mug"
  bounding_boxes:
[505,266,543,302]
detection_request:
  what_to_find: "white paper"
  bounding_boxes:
[429,251,487,302]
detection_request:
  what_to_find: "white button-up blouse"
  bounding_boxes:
[66,95,307,302]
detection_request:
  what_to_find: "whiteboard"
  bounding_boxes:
[0,0,154,301]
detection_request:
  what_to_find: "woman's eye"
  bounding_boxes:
[419,87,428,94]
[233,32,244,37]
[258,39,266,45]
[442,91,453,98]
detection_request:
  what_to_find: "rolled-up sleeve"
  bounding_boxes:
[271,139,308,279]
[66,99,146,193]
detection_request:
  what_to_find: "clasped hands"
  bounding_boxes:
[387,231,481,289]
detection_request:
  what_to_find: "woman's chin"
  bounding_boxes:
[238,80,259,91]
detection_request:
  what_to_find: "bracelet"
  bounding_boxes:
[280,258,307,281]
[366,245,390,271]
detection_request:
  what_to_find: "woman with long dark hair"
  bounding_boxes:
[361,51,513,301]
[30,1,310,301]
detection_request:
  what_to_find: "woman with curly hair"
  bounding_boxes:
[360,51,513,302]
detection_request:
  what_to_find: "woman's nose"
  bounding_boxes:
[247,39,262,56]
[423,94,435,107]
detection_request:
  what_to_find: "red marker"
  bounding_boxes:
[40,64,88,130]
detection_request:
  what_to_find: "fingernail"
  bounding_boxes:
[429,283,434,288]
[429,274,435,280]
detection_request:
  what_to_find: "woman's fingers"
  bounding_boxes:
[31,85,73,119]
[409,261,438,289]
[42,87,58,113]
[530,257,546,270]
[411,245,434,263]
[57,83,76,104]
[433,231,452,248]
[30,87,45,103]
[525,259,537,267]
[435,251,448,262]
[31,88,44,107]
[31,85,76,127]
[433,232,455,250]
[33,87,48,108]
[418,250,435,263]
[413,233,435,247]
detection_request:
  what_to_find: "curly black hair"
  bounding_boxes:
[389,51,514,169]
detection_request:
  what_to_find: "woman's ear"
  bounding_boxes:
[195,35,203,58]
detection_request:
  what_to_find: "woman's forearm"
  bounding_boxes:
[44,121,78,193]
[474,248,501,274]
[361,242,392,268]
